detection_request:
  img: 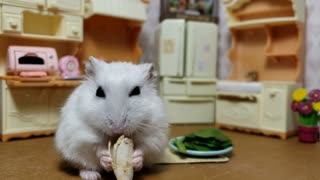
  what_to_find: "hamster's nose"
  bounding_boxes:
[110,119,127,134]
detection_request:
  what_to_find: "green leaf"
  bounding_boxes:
[175,128,233,152]
[193,128,231,142]
[174,138,186,153]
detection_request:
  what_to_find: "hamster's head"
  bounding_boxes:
[79,57,162,137]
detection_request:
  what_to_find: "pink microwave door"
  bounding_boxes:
[15,51,48,72]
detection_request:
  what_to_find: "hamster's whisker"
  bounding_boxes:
[137,123,158,129]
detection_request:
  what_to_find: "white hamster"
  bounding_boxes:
[55,57,168,180]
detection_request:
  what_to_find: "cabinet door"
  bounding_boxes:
[48,88,73,126]
[2,0,45,9]
[47,0,84,15]
[158,19,185,77]
[186,22,218,78]
[5,88,49,132]
[0,7,2,33]
[261,87,287,131]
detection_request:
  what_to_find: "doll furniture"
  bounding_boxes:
[157,19,218,124]
[0,0,147,141]
[215,0,305,139]
[0,0,84,41]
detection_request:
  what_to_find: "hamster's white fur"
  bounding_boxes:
[55,57,168,179]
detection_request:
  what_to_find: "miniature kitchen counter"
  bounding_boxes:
[0,125,319,179]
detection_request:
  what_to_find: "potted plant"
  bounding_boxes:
[291,88,320,143]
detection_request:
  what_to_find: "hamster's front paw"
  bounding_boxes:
[80,170,101,180]
[99,150,113,172]
[132,149,144,171]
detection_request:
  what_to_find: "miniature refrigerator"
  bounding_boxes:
[156,19,218,124]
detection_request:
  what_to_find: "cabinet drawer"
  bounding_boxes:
[216,95,259,129]
[161,78,186,95]
[187,79,216,96]
[2,12,22,33]
[64,15,83,40]
[47,0,84,15]
[2,0,45,9]
[164,96,215,124]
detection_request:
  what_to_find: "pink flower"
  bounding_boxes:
[309,89,320,102]
[291,101,300,112]
[298,102,313,115]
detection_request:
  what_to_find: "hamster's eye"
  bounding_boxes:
[129,86,140,97]
[96,86,106,98]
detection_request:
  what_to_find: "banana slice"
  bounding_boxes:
[111,135,134,180]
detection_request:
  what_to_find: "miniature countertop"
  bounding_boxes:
[0,76,82,87]
[0,125,319,179]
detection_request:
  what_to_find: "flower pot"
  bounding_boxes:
[298,125,318,143]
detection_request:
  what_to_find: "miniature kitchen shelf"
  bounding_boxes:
[84,0,147,21]
[77,0,148,72]
[0,2,84,42]
[227,23,303,82]
[216,0,305,139]
[224,0,304,28]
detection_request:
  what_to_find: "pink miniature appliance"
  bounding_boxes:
[7,46,58,77]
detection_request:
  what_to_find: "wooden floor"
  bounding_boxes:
[1,125,319,180]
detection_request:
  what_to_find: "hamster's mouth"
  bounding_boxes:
[109,132,133,144]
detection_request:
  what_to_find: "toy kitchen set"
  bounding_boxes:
[0,0,148,141]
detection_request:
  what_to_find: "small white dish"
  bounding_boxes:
[168,136,233,157]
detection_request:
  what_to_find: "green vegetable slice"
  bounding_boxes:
[173,128,233,153]
[174,138,187,153]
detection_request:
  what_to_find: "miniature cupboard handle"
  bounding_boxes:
[9,20,18,29]
[36,0,44,7]
[167,98,214,103]
[49,0,58,8]
[168,79,185,83]
[190,80,215,84]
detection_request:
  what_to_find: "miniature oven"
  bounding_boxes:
[7,46,58,77]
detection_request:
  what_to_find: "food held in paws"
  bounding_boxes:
[112,135,134,180]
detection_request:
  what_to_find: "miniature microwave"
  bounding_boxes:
[7,46,58,77]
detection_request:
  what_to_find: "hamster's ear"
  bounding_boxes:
[142,63,157,82]
[85,56,101,79]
